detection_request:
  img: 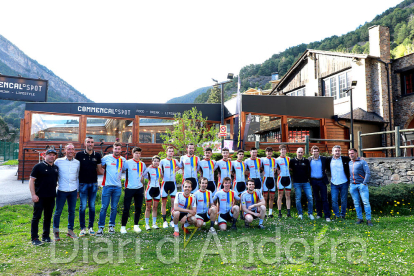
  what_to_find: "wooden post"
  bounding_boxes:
[229,118,234,139]
[79,115,87,145]
[305,135,309,155]
[23,111,31,143]
[358,131,362,157]
[281,116,288,142]
[134,115,140,145]
[18,119,25,161]
[395,126,400,157]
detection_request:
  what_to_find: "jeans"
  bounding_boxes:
[350,184,371,221]
[311,179,330,218]
[53,190,78,230]
[79,182,98,229]
[122,187,144,226]
[293,182,313,215]
[31,196,55,240]
[98,186,122,228]
[331,182,349,217]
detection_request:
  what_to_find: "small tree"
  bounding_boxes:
[207,86,221,103]
[160,107,220,157]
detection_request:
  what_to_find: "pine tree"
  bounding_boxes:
[207,86,221,103]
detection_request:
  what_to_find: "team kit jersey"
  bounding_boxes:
[160,158,181,198]
[261,157,277,192]
[175,192,197,212]
[276,156,292,190]
[180,155,200,193]
[194,190,214,221]
[241,190,263,217]
[232,160,247,195]
[101,154,127,187]
[214,159,232,187]
[125,159,146,189]
[143,166,163,201]
[245,158,262,189]
[213,190,240,224]
[199,159,217,195]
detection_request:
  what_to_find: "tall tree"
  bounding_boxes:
[207,86,221,103]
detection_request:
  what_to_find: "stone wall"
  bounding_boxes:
[364,157,414,186]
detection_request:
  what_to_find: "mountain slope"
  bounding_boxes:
[166,86,211,104]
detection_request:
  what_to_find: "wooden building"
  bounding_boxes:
[18,95,348,180]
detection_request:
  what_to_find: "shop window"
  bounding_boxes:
[139,118,174,143]
[287,118,320,142]
[244,115,282,143]
[86,117,132,143]
[30,114,79,141]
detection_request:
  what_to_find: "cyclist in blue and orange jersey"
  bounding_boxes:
[214,147,232,190]
[172,180,197,237]
[232,149,248,197]
[213,177,240,231]
[275,144,292,218]
[241,179,266,229]
[199,147,217,196]
[260,147,277,218]
[180,143,200,193]
[194,177,217,233]
[143,155,163,231]
[245,147,263,191]
[97,142,126,236]
[160,146,182,229]
[120,147,146,234]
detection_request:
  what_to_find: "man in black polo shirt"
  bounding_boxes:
[75,137,103,237]
[290,147,314,220]
[29,148,59,246]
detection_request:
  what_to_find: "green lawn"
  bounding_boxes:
[0,159,18,166]
[0,200,413,275]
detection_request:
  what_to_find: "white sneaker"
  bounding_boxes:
[152,224,160,230]
[134,225,141,233]
[326,218,331,222]
[120,226,127,234]
[309,214,315,220]
[316,215,321,219]
[145,224,151,231]
[203,222,206,226]
[88,228,95,236]
[163,221,169,229]
[209,227,216,233]
[298,214,303,219]
[79,229,87,237]
[170,221,174,228]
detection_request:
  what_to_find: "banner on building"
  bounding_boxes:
[0,75,48,102]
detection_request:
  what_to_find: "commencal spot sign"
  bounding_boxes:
[0,75,48,102]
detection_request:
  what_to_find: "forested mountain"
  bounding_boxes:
[190,0,414,104]
[0,34,92,140]
[166,86,211,103]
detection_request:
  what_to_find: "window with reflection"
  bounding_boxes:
[30,113,80,141]
[86,117,133,143]
[244,114,282,143]
[139,118,174,143]
[287,118,320,142]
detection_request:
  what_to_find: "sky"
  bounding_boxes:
[0,0,403,104]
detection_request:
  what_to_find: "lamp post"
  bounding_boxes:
[344,80,357,149]
[212,73,234,149]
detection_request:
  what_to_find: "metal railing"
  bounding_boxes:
[255,136,351,155]
[0,141,18,162]
[358,126,414,157]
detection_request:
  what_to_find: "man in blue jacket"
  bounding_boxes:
[348,148,372,226]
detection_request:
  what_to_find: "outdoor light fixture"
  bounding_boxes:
[227,73,234,80]
[212,78,218,83]
[351,80,357,88]
[343,80,358,149]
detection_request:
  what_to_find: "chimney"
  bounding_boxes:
[369,25,390,62]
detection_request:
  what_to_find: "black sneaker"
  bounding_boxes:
[278,213,282,218]
[258,224,265,229]
[287,213,291,218]
[269,214,274,218]
[356,219,364,224]
[32,239,43,246]
[42,237,52,243]
[231,225,237,230]
[367,220,373,226]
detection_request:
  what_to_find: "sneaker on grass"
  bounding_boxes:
[134,225,141,233]
[145,224,151,231]
[67,230,78,239]
[163,221,169,229]
[32,239,43,246]
[120,226,127,234]
[108,226,115,234]
[79,229,87,237]
[96,227,104,237]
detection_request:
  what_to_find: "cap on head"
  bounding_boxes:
[46,148,57,155]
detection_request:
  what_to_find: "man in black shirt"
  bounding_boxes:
[29,148,59,246]
[75,137,103,237]
[290,148,314,220]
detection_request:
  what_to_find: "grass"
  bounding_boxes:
[0,194,413,275]
[0,159,18,166]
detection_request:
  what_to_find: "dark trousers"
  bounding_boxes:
[121,187,144,226]
[31,196,55,240]
[310,179,330,219]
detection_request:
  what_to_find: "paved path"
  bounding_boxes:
[0,165,33,207]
